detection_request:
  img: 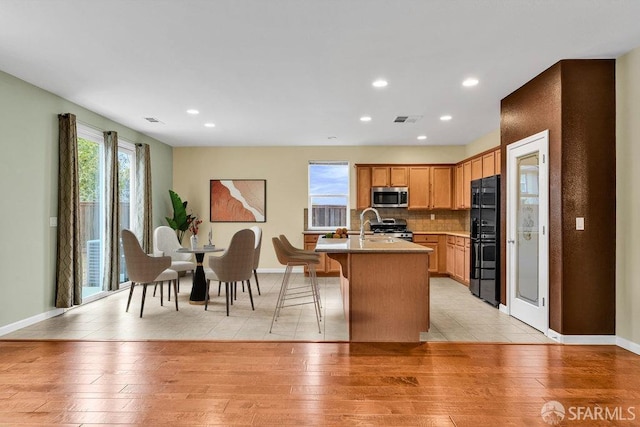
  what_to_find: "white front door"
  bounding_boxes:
[506,130,549,333]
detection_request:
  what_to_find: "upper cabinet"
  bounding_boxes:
[357,166,372,209]
[455,161,472,209]
[371,166,408,187]
[453,147,501,210]
[482,152,495,177]
[408,166,452,210]
[357,164,452,210]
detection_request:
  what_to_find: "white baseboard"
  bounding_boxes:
[616,336,640,355]
[0,308,65,337]
[498,304,509,314]
[547,329,617,345]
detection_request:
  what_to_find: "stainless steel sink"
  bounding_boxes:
[366,237,396,243]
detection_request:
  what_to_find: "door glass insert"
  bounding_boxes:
[78,135,104,299]
[118,147,134,283]
[516,153,539,305]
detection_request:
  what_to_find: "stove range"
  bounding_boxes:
[369,218,413,241]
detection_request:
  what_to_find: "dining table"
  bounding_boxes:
[176,246,224,304]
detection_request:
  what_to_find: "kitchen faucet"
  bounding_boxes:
[359,207,382,240]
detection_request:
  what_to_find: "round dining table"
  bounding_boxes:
[176,246,224,304]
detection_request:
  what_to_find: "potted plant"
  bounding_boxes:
[165,190,196,243]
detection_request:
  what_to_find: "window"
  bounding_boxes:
[77,125,137,300]
[308,161,350,229]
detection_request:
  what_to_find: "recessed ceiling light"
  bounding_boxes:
[462,78,479,87]
[360,116,372,122]
[372,79,388,88]
[186,109,199,115]
[417,135,427,140]
[440,115,452,121]
[204,123,216,128]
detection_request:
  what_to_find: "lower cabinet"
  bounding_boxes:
[303,234,341,275]
[454,237,465,282]
[446,235,470,286]
[446,236,455,276]
[464,238,470,286]
[412,234,446,275]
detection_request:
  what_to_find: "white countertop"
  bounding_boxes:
[314,236,433,254]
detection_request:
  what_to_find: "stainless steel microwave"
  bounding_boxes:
[371,187,409,208]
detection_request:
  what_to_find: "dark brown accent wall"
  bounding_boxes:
[500,60,616,335]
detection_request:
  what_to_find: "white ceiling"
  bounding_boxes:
[2,1,640,148]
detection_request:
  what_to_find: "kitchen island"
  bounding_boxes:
[315,235,432,342]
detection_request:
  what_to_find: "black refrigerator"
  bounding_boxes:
[470,175,500,306]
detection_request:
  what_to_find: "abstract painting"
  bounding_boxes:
[210,179,266,222]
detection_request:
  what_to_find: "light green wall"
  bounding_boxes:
[0,70,173,328]
[616,46,640,346]
[173,145,466,269]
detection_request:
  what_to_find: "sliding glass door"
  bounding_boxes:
[78,127,105,300]
[77,125,137,301]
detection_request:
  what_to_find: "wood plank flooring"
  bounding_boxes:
[0,341,638,426]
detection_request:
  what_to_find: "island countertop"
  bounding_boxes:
[315,236,433,254]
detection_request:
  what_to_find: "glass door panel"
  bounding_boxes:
[118,147,134,283]
[516,154,540,305]
[78,136,104,299]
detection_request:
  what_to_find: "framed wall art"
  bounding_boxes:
[210,179,266,222]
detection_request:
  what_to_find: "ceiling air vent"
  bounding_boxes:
[394,115,423,123]
[144,117,162,123]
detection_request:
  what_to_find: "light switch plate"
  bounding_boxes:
[50,217,58,227]
[576,217,584,230]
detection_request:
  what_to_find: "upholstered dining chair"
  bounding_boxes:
[270,236,322,333]
[250,226,262,295]
[121,229,178,317]
[205,228,255,316]
[153,226,196,295]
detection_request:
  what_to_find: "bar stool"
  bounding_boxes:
[270,236,322,333]
[278,234,323,309]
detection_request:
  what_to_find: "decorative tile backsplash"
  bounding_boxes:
[304,208,470,232]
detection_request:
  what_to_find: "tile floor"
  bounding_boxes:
[1,274,553,343]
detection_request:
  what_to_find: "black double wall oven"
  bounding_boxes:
[470,175,500,306]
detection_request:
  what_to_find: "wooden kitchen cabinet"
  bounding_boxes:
[464,237,470,285]
[463,161,471,208]
[446,236,455,275]
[482,152,495,177]
[447,235,470,285]
[356,166,372,209]
[408,167,430,209]
[371,166,408,187]
[390,167,408,186]
[412,234,446,274]
[455,164,463,209]
[471,157,483,181]
[494,149,501,175]
[408,166,452,210]
[303,234,340,276]
[431,166,453,208]
[454,238,465,282]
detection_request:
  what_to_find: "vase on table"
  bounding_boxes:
[190,234,198,250]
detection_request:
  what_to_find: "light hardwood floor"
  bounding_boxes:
[0,340,637,425]
[1,275,551,343]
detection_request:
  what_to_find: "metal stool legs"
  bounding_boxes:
[269,263,321,334]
